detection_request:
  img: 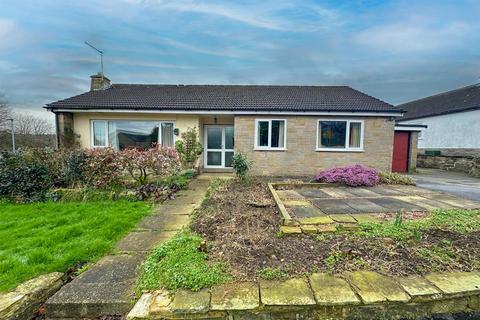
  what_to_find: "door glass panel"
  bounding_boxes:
[225,126,234,149]
[207,151,222,166]
[225,151,234,167]
[207,127,222,149]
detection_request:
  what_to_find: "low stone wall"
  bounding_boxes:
[417,154,480,177]
[0,272,64,320]
[128,271,480,320]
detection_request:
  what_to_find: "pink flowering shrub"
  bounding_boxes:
[315,164,380,187]
[83,148,122,189]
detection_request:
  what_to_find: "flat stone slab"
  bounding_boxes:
[139,214,190,231]
[75,254,144,284]
[290,205,324,218]
[368,197,424,212]
[321,187,357,199]
[398,277,442,300]
[283,199,312,207]
[344,187,382,198]
[210,282,259,310]
[260,278,315,306]
[155,204,196,215]
[297,188,332,198]
[328,214,357,223]
[427,194,480,210]
[309,273,360,305]
[312,199,359,214]
[115,230,175,253]
[170,289,211,313]
[345,271,410,304]
[301,225,318,233]
[353,213,386,223]
[425,272,480,295]
[280,226,302,234]
[343,198,388,213]
[368,186,406,196]
[276,190,305,200]
[317,224,337,233]
[299,216,334,225]
[395,195,453,210]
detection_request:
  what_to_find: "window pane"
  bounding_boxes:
[225,126,234,149]
[93,121,106,146]
[161,122,174,147]
[225,151,234,167]
[271,120,285,148]
[207,127,222,149]
[108,121,158,150]
[320,121,346,148]
[207,151,222,166]
[349,122,361,148]
[258,121,269,147]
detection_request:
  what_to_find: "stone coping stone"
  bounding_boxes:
[328,214,357,223]
[398,277,442,301]
[260,278,316,306]
[210,282,259,311]
[299,216,334,225]
[170,289,211,314]
[344,271,410,303]
[425,272,480,295]
[280,226,302,234]
[309,273,360,305]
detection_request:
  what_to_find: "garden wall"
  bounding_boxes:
[417,150,480,177]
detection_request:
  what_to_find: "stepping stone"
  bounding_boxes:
[170,289,210,313]
[343,198,388,213]
[344,271,410,304]
[75,254,144,284]
[353,213,386,224]
[299,216,334,225]
[309,273,360,305]
[425,272,480,294]
[312,199,358,214]
[210,282,259,310]
[394,196,453,210]
[317,224,337,233]
[345,187,381,198]
[290,206,324,218]
[283,199,312,207]
[139,215,189,231]
[260,278,315,306]
[368,197,424,212]
[115,230,175,253]
[368,186,405,196]
[328,214,357,223]
[300,225,318,234]
[155,204,196,215]
[297,188,331,198]
[280,226,302,234]
[397,277,442,301]
[276,190,305,200]
[388,185,438,195]
[321,187,356,199]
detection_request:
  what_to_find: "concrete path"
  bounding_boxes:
[45,175,213,320]
[411,168,480,201]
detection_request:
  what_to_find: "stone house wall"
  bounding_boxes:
[234,115,395,176]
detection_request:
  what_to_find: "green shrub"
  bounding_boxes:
[231,152,252,180]
[136,232,231,292]
[175,127,203,169]
[257,267,289,281]
[0,150,52,202]
[379,172,415,185]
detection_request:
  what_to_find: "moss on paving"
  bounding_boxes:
[0,200,152,292]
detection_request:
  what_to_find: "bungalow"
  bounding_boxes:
[45,74,404,176]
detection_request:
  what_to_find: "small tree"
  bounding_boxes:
[175,127,203,169]
[231,152,252,181]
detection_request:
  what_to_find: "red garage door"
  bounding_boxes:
[392,131,410,172]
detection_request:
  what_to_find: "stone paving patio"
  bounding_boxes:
[128,271,480,320]
[269,183,480,234]
[45,175,215,320]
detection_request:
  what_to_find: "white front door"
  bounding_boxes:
[204,125,234,168]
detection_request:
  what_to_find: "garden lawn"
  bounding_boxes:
[0,200,152,292]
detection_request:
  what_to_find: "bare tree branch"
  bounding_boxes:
[14,113,55,135]
[0,94,12,130]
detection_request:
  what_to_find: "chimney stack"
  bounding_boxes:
[90,73,111,91]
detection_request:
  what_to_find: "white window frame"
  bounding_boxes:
[90,119,176,149]
[254,119,287,150]
[316,119,364,152]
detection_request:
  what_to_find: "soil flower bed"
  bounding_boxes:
[190,178,480,282]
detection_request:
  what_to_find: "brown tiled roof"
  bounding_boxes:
[45,84,399,113]
[398,83,480,121]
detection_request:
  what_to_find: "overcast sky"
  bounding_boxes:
[1,0,479,121]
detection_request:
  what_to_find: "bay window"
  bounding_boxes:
[317,119,364,151]
[91,120,175,149]
[255,119,286,150]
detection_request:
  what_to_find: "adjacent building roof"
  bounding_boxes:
[45,84,400,114]
[398,83,480,121]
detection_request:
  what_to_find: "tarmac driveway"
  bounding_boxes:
[410,168,480,202]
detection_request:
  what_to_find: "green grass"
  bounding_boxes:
[0,200,152,292]
[136,231,231,293]
[357,209,480,240]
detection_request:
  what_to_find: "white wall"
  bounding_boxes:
[398,109,480,149]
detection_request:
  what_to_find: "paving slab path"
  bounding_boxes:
[45,175,214,320]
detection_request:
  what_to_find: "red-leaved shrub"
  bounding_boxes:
[315,164,380,187]
[83,148,122,189]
